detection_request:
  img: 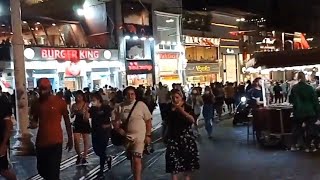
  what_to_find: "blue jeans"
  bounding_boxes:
[204,117,213,136]
[203,104,214,136]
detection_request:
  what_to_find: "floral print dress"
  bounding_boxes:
[165,103,200,174]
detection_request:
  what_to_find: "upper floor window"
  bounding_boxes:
[185,46,218,63]
[155,12,181,51]
[0,20,88,48]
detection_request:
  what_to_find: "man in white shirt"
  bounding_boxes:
[112,86,152,180]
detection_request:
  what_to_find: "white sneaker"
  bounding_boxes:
[312,148,318,152]
[304,148,317,153]
[305,148,310,153]
[290,147,298,151]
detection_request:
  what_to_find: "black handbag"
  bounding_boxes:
[111,101,139,146]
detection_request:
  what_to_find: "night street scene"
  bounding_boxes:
[3,0,320,180]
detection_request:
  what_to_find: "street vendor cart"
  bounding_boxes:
[253,105,293,147]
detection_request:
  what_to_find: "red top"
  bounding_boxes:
[35,95,68,147]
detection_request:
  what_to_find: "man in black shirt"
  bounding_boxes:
[0,86,17,180]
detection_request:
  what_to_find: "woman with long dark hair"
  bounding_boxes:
[202,86,215,138]
[70,90,90,165]
[165,89,200,180]
[87,92,113,177]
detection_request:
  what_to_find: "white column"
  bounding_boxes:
[11,0,35,155]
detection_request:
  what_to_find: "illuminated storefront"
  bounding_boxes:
[154,11,183,86]
[220,47,241,83]
[1,47,121,91]
[185,63,219,85]
[156,52,181,86]
[183,35,220,63]
[126,60,154,86]
[121,1,156,86]
[182,35,220,85]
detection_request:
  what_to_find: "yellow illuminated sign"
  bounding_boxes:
[195,66,211,72]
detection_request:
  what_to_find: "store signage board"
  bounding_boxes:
[126,60,153,74]
[24,47,116,61]
[183,35,220,47]
[195,65,211,72]
[158,52,180,59]
[41,49,100,61]
[186,63,219,75]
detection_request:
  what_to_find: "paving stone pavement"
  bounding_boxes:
[143,118,320,180]
[5,109,320,180]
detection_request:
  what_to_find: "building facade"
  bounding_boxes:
[0,1,124,91]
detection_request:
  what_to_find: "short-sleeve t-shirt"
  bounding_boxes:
[35,95,68,147]
[112,100,152,142]
[166,103,194,139]
[89,105,112,133]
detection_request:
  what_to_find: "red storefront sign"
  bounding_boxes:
[41,49,100,61]
[159,53,179,59]
[128,62,153,71]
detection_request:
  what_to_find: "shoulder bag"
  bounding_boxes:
[111,101,139,146]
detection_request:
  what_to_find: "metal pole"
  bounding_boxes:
[11,0,35,156]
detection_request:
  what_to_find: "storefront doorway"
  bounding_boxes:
[64,77,83,91]
[127,74,153,87]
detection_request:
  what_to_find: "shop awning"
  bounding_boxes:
[247,49,320,68]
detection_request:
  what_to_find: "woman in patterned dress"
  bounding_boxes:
[165,89,200,180]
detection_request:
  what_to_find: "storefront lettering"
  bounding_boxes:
[195,66,211,72]
[79,50,99,59]
[184,35,220,46]
[128,62,153,71]
[159,53,179,59]
[41,49,99,61]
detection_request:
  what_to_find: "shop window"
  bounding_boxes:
[22,23,36,45]
[45,24,65,47]
[182,12,211,32]
[0,23,12,46]
[126,40,151,60]
[59,24,77,47]
[185,46,218,63]
[30,22,50,46]
[70,24,87,47]
[127,74,153,87]
[156,13,180,47]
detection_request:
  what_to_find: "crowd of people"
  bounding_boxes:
[0,79,200,180]
[2,72,320,180]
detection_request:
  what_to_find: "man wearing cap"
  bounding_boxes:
[31,78,73,180]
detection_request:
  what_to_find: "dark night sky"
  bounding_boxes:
[182,0,320,33]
